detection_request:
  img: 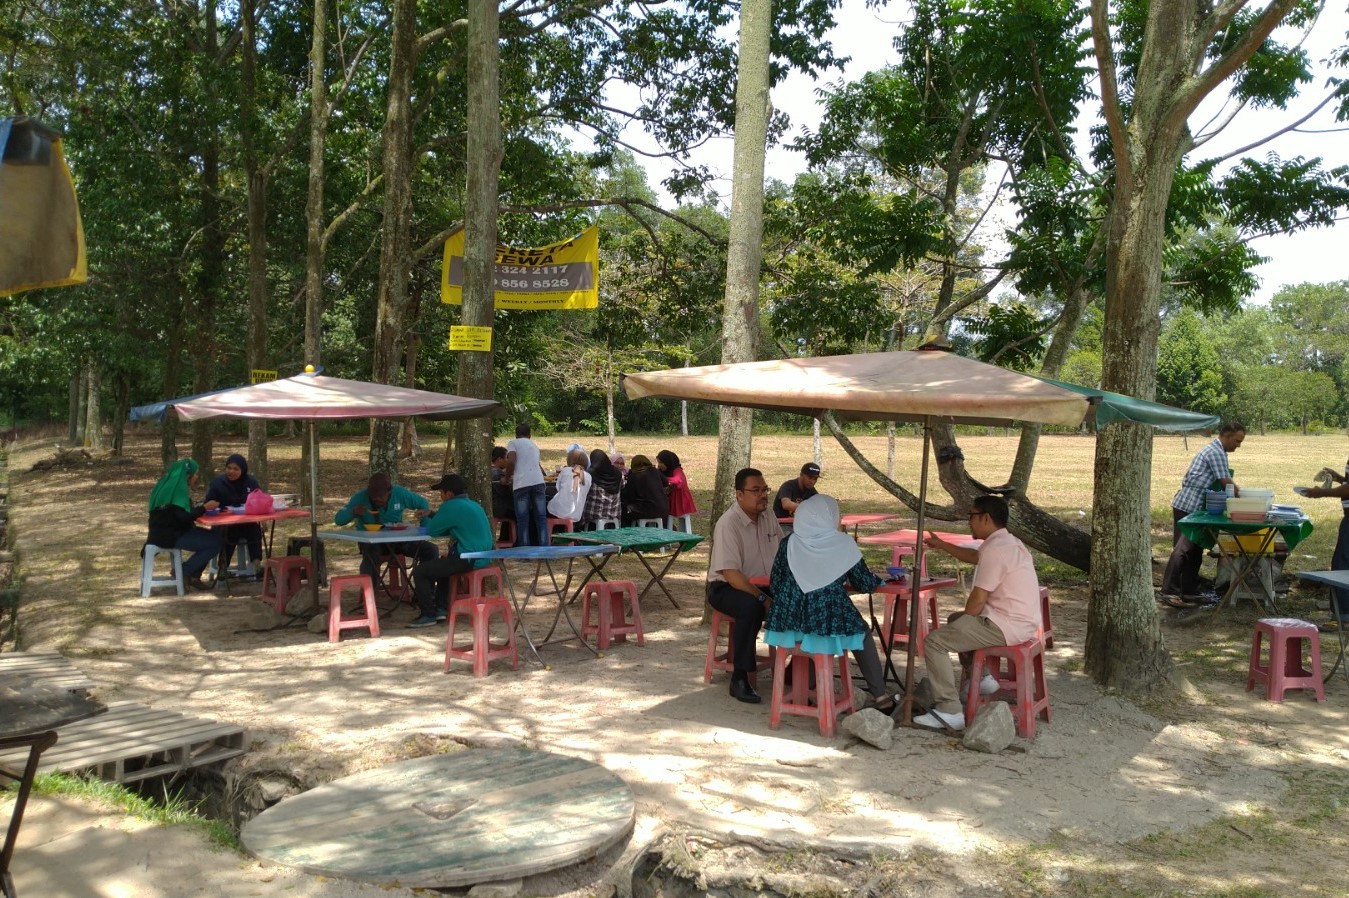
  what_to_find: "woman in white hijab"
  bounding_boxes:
[765,494,894,712]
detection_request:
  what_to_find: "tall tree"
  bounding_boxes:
[712,0,773,528]
[1086,0,1304,692]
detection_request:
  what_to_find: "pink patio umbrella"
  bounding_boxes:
[172,369,501,549]
[623,349,1094,724]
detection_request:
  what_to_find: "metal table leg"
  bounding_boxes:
[1,730,58,898]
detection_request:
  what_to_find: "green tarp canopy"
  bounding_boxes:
[1033,376,1220,433]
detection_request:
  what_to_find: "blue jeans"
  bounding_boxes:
[513,484,548,546]
[176,527,223,580]
[1332,515,1349,622]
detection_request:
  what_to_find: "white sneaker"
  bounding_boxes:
[980,674,1000,696]
[913,709,966,732]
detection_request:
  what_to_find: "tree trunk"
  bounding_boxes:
[241,0,269,484]
[453,0,502,503]
[400,331,421,459]
[161,314,186,466]
[710,0,771,535]
[111,374,129,456]
[300,0,329,505]
[72,369,86,444]
[190,0,223,474]
[370,0,419,477]
[83,361,102,451]
[606,349,616,453]
[66,374,78,443]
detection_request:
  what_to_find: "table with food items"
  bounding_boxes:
[197,499,311,589]
[316,525,433,608]
[1177,488,1313,612]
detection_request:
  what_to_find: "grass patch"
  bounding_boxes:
[20,773,240,851]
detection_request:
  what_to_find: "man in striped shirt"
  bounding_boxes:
[1160,423,1245,602]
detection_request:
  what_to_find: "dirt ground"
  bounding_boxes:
[4,433,1348,897]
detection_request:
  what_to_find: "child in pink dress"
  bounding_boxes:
[656,450,697,519]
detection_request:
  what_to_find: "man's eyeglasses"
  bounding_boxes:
[739,487,771,495]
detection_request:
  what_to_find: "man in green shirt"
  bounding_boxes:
[334,472,436,581]
[409,474,496,628]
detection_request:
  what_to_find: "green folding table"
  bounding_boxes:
[553,527,704,609]
[1176,512,1314,613]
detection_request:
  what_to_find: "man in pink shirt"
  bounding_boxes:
[916,495,1041,731]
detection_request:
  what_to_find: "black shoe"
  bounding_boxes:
[186,576,211,592]
[729,676,762,704]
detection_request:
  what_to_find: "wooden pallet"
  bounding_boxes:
[0,652,95,694]
[0,701,246,784]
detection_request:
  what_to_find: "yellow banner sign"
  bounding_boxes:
[250,369,278,384]
[441,225,599,310]
[448,325,493,352]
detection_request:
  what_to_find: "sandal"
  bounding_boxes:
[865,694,898,714]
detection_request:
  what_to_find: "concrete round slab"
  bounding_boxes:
[241,747,635,888]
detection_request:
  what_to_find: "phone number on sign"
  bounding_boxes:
[494,277,575,291]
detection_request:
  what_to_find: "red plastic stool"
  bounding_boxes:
[965,636,1051,738]
[378,553,412,603]
[704,609,774,683]
[769,644,856,737]
[546,517,575,539]
[260,555,314,613]
[444,595,519,677]
[581,580,644,650]
[1040,586,1054,648]
[327,574,380,643]
[492,517,517,548]
[449,565,504,603]
[1246,617,1326,703]
[877,582,940,654]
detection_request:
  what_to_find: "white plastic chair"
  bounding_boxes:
[141,545,185,597]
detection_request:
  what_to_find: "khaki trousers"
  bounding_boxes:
[922,613,1007,714]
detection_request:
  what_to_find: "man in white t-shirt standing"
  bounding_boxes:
[504,423,548,546]
[916,495,1041,731]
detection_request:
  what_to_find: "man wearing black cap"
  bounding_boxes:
[408,474,497,628]
[773,463,821,524]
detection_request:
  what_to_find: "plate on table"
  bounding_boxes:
[385,523,409,531]
[228,505,246,514]
[205,507,223,516]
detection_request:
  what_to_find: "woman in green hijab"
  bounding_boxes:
[145,459,223,590]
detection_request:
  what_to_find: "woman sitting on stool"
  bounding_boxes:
[145,458,223,591]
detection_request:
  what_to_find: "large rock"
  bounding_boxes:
[962,701,1015,753]
[842,708,894,749]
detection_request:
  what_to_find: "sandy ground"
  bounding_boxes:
[4,441,1349,897]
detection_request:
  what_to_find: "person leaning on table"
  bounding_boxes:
[333,472,437,581]
[1160,422,1245,602]
[1297,460,1349,627]
[145,458,224,592]
[706,467,783,704]
[916,495,1042,732]
[407,474,495,629]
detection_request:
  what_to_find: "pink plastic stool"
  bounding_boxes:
[1246,618,1325,702]
[444,595,519,677]
[449,565,504,603]
[889,546,929,579]
[769,644,856,737]
[965,636,1051,737]
[379,553,412,603]
[260,555,314,613]
[704,609,774,684]
[1040,586,1054,648]
[581,580,644,650]
[876,581,940,654]
[546,517,575,539]
[327,574,380,643]
[492,517,517,548]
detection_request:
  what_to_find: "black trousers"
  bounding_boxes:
[707,581,766,674]
[411,555,475,617]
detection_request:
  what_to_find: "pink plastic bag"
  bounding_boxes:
[244,490,275,515]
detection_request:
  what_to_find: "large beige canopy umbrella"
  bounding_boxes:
[624,349,1094,724]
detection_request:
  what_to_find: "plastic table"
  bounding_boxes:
[552,527,705,609]
[775,513,902,538]
[460,544,620,664]
[317,527,434,611]
[1177,513,1314,613]
[198,507,312,591]
[1292,570,1349,687]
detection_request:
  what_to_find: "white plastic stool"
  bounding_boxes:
[636,518,664,528]
[667,514,693,533]
[141,545,185,597]
[593,518,620,530]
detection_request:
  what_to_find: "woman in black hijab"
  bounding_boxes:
[204,453,263,573]
[620,454,669,525]
[581,448,623,529]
